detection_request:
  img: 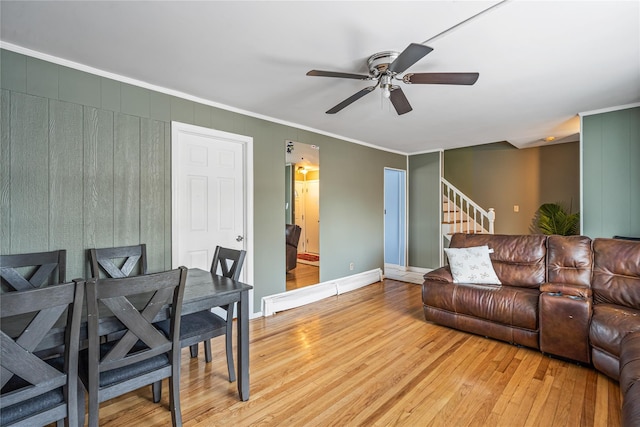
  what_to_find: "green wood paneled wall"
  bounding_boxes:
[1,49,410,312]
[1,89,171,278]
[582,106,640,238]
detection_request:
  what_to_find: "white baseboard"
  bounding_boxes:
[261,268,383,316]
[383,264,431,284]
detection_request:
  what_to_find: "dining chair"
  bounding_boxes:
[78,267,187,427]
[0,279,84,427]
[0,249,67,292]
[88,243,168,403]
[156,246,246,383]
[88,244,147,279]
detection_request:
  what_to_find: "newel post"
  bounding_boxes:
[488,208,495,234]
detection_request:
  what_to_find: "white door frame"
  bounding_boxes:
[384,167,407,269]
[171,121,254,313]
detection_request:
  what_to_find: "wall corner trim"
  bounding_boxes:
[578,102,640,117]
[0,42,406,156]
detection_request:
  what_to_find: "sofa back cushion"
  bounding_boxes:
[592,238,640,308]
[449,234,547,288]
[547,235,593,286]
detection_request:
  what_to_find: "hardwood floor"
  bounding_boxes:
[286,262,319,290]
[89,279,621,426]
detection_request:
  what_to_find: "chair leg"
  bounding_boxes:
[76,379,86,427]
[225,330,236,382]
[88,388,99,427]
[204,339,212,363]
[169,374,182,426]
[189,343,198,358]
[152,381,162,403]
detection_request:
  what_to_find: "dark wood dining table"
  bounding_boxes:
[10,267,253,402]
[177,268,253,401]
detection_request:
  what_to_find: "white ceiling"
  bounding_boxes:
[1,1,638,154]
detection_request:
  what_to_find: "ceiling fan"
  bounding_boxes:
[306,43,479,115]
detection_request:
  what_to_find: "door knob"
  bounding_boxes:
[236,235,244,242]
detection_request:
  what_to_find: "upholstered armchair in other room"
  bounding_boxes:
[286,224,302,272]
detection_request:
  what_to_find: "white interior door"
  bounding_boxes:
[172,122,250,275]
[294,180,306,253]
[305,180,320,254]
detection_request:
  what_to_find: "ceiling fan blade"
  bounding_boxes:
[326,86,376,114]
[403,72,479,85]
[307,70,370,80]
[388,43,433,74]
[389,86,412,115]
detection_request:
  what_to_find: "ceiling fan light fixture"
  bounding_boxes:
[381,74,392,98]
[308,41,477,115]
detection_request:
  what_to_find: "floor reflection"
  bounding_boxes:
[286,263,319,291]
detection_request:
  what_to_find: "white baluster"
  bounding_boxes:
[488,208,495,234]
[441,177,496,237]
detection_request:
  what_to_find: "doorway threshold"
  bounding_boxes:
[384,264,431,284]
[262,268,382,316]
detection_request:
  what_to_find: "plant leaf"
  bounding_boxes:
[535,203,580,235]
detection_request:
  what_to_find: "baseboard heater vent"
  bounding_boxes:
[261,268,382,316]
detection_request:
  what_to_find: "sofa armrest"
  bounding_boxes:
[540,283,593,363]
[540,282,592,299]
[424,266,453,283]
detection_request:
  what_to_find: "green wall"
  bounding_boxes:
[322,136,408,275]
[444,141,580,235]
[0,49,407,312]
[582,106,640,238]
[408,151,441,269]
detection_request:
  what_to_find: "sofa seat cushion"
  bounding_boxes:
[590,304,640,358]
[423,281,539,330]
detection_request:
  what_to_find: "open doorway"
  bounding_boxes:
[384,168,406,269]
[285,140,320,290]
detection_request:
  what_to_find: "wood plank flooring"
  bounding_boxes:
[286,262,319,290]
[87,279,622,426]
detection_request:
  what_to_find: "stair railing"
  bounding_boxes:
[441,177,495,235]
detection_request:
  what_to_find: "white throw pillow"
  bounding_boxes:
[444,245,501,285]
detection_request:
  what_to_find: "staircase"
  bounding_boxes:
[442,177,495,241]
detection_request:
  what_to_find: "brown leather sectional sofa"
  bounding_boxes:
[422,233,640,426]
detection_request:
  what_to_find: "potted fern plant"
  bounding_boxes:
[532,202,580,236]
